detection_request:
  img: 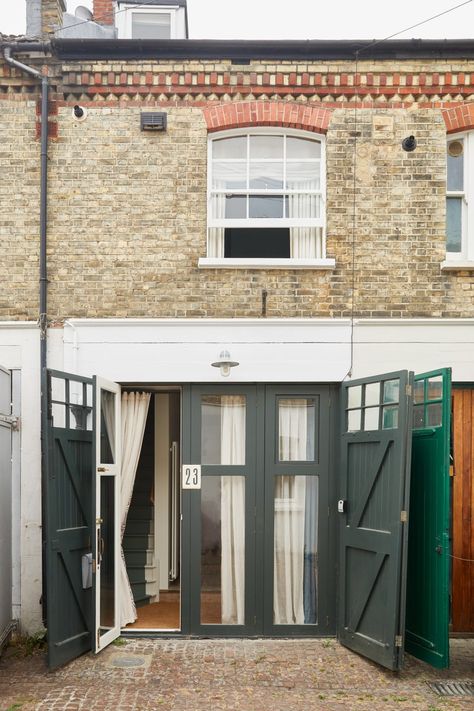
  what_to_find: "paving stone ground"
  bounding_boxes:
[0,638,473,711]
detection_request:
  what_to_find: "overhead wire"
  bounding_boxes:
[346,0,473,380]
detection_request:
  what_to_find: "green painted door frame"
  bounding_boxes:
[405,368,451,668]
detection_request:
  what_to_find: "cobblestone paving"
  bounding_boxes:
[0,638,473,711]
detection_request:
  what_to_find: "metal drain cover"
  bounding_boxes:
[428,681,474,697]
[110,655,146,668]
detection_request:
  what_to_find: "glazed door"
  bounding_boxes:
[263,386,334,635]
[188,385,259,634]
[338,371,413,671]
[405,368,451,668]
[93,376,122,651]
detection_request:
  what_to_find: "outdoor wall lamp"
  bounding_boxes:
[211,350,239,377]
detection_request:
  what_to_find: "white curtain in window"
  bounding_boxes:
[221,395,246,625]
[288,186,322,259]
[274,400,307,624]
[119,391,151,627]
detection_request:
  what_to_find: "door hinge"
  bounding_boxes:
[395,635,403,648]
[92,558,96,574]
[0,413,19,430]
[400,510,408,523]
[405,384,412,397]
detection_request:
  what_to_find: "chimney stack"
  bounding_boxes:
[28,0,66,36]
[93,0,115,26]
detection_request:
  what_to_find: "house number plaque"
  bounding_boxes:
[182,464,201,489]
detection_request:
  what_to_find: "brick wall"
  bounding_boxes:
[41,0,66,35]
[0,57,473,321]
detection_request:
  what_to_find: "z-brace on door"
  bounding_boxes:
[45,370,122,669]
[338,371,413,671]
[405,368,451,668]
[45,370,94,670]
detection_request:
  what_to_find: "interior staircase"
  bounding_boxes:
[123,401,158,607]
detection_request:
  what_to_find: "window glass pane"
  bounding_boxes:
[287,137,321,160]
[446,197,462,252]
[249,161,283,189]
[285,194,321,219]
[274,476,318,625]
[224,195,247,219]
[365,382,380,407]
[51,376,66,403]
[249,195,284,218]
[413,404,425,429]
[99,475,115,634]
[213,137,247,159]
[52,402,66,428]
[427,403,442,427]
[414,380,424,404]
[201,395,246,465]
[447,141,464,191]
[364,406,379,431]
[382,405,399,430]
[348,385,362,408]
[347,409,361,432]
[427,376,443,401]
[249,135,283,159]
[286,162,320,190]
[278,398,315,461]
[212,161,247,190]
[383,379,400,404]
[201,476,245,624]
[100,390,115,464]
[131,12,171,39]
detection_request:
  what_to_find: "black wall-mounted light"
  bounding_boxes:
[402,135,417,152]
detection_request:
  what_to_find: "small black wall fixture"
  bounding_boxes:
[402,135,417,152]
[141,112,167,131]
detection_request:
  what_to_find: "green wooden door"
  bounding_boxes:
[338,371,413,671]
[45,370,94,670]
[405,368,451,668]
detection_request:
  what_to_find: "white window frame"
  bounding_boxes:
[199,127,334,270]
[116,3,177,39]
[442,130,474,270]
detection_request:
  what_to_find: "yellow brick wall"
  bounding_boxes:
[0,93,473,321]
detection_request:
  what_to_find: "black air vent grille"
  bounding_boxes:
[140,112,167,131]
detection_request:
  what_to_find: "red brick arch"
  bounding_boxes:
[442,104,474,134]
[203,100,332,134]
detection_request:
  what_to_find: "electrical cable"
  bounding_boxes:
[345,0,473,380]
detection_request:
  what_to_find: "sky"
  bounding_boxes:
[1,0,474,40]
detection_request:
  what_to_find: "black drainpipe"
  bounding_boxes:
[3,43,51,625]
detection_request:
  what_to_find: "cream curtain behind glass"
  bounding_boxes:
[221,395,245,625]
[274,400,307,624]
[288,180,322,259]
[119,392,151,627]
[209,181,225,258]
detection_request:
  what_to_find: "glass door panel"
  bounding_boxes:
[274,475,318,625]
[189,385,257,634]
[94,376,121,652]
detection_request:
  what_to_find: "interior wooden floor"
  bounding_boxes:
[125,591,222,629]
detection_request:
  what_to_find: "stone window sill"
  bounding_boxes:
[441,260,474,271]
[198,258,336,270]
